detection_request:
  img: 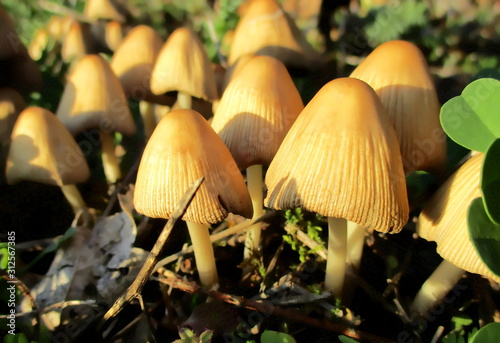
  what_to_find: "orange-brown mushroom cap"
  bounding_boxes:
[211,55,304,169]
[6,107,90,187]
[228,0,320,70]
[350,40,446,174]
[56,54,136,136]
[417,154,500,282]
[110,25,170,104]
[150,27,218,101]
[264,77,409,233]
[134,109,253,224]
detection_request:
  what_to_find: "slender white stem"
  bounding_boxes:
[243,164,264,260]
[177,91,192,109]
[325,217,348,299]
[410,260,465,315]
[186,221,219,288]
[346,221,366,271]
[60,184,87,214]
[139,101,156,140]
[101,131,121,184]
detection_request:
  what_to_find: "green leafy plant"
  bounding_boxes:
[172,328,213,343]
[260,330,296,343]
[440,77,500,277]
[283,209,325,263]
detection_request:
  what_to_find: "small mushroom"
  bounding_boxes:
[56,54,136,185]
[211,55,304,262]
[411,153,500,315]
[228,0,321,71]
[150,27,218,109]
[350,40,446,174]
[6,107,90,214]
[264,78,408,297]
[134,109,252,287]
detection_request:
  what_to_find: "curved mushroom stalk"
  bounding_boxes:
[410,260,465,315]
[186,221,219,288]
[243,164,265,260]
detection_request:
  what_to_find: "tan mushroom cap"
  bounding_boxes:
[105,20,124,51]
[228,0,320,70]
[61,21,94,63]
[150,27,218,101]
[350,40,446,174]
[417,154,500,282]
[84,0,125,22]
[211,55,304,169]
[110,25,170,104]
[6,107,90,187]
[56,54,136,136]
[264,77,409,233]
[134,109,253,224]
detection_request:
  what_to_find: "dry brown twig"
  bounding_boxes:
[156,268,397,343]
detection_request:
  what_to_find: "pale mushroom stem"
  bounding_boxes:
[346,221,366,270]
[101,131,121,184]
[243,164,264,261]
[139,100,156,140]
[177,91,192,109]
[325,217,348,298]
[186,221,219,288]
[410,259,466,315]
[60,184,87,214]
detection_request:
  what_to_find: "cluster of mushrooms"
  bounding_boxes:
[2,0,499,325]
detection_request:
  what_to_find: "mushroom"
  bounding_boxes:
[227,0,321,71]
[150,27,218,110]
[134,109,252,287]
[110,25,172,139]
[211,55,304,262]
[350,40,446,174]
[5,107,90,214]
[264,78,408,297]
[105,20,124,52]
[83,0,126,23]
[56,54,136,185]
[410,153,500,315]
[61,20,95,63]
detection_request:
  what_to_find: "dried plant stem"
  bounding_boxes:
[156,269,396,343]
[98,178,204,331]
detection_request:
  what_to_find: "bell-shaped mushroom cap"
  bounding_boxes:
[134,109,253,224]
[84,0,125,22]
[110,25,170,104]
[105,20,124,51]
[211,55,304,169]
[150,27,218,101]
[264,77,409,233]
[417,154,500,282]
[61,21,94,63]
[6,107,90,187]
[350,40,446,174]
[0,88,25,142]
[228,0,320,71]
[28,28,49,61]
[56,54,136,136]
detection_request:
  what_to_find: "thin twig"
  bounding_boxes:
[98,177,204,332]
[156,269,396,343]
[153,211,276,271]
